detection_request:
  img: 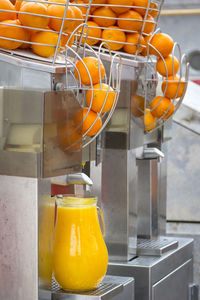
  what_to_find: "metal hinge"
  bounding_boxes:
[189,284,199,300]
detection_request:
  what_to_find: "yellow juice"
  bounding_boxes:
[53,198,108,291]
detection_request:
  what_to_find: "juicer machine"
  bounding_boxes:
[0,0,199,300]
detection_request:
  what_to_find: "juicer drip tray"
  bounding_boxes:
[129,236,179,257]
[42,276,134,300]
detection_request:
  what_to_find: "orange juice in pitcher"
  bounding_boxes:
[53,196,108,291]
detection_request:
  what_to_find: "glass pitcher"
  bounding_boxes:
[53,195,108,292]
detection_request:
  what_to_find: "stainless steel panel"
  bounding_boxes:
[0,175,52,300]
[43,91,82,178]
[50,276,134,300]
[152,259,193,300]
[137,158,159,239]
[38,181,55,290]
[101,148,137,261]
[0,89,82,178]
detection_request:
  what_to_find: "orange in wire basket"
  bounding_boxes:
[149,2,159,18]
[124,33,145,55]
[107,0,134,15]
[86,83,116,113]
[15,1,23,11]
[150,96,175,119]
[74,56,106,85]
[83,0,107,13]
[118,10,143,32]
[132,0,152,16]
[144,109,156,131]
[0,0,17,21]
[31,30,60,58]
[61,32,75,48]
[102,26,126,51]
[48,0,75,32]
[0,19,27,50]
[161,75,186,99]
[71,5,83,29]
[142,15,154,34]
[74,107,102,136]
[149,33,174,58]
[19,29,31,49]
[19,1,49,29]
[80,21,102,46]
[156,55,180,77]
[141,34,152,56]
[71,0,88,16]
[92,7,117,27]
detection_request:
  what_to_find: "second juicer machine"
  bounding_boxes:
[0,0,199,299]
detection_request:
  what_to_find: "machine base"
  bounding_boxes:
[108,237,195,300]
[39,276,134,300]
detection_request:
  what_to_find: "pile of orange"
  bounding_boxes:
[0,0,88,57]
[75,0,160,55]
[73,56,116,137]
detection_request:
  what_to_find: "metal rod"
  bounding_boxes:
[161,8,200,16]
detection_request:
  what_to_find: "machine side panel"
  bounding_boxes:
[152,259,193,300]
[0,176,38,300]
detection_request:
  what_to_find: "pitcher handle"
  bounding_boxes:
[97,207,106,238]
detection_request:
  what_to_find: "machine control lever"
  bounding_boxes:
[66,173,93,196]
[143,148,165,159]
[66,173,93,186]
[136,147,165,160]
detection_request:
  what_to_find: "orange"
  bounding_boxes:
[71,0,88,16]
[74,56,106,85]
[80,21,102,46]
[124,33,145,55]
[144,108,156,131]
[102,26,126,51]
[118,10,143,32]
[156,55,180,77]
[150,96,175,119]
[149,2,159,18]
[15,1,23,11]
[131,94,145,117]
[161,75,186,99]
[0,19,27,50]
[107,0,134,15]
[86,83,116,113]
[48,1,75,32]
[142,14,154,34]
[92,7,117,27]
[74,107,102,136]
[0,0,17,21]
[19,1,49,29]
[132,0,152,16]
[149,32,174,58]
[71,5,83,29]
[19,29,31,49]
[58,123,81,151]
[141,34,152,56]
[31,30,60,57]
[61,32,75,48]
[15,0,46,11]
[83,0,106,13]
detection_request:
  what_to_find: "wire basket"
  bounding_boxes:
[0,0,93,63]
[76,0,164,58]
[57,35,122,151]
[131,29,189,134]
